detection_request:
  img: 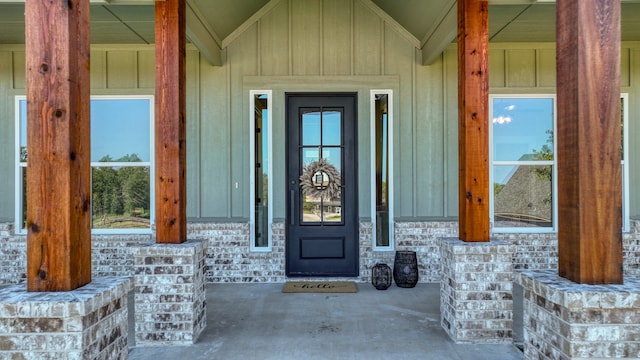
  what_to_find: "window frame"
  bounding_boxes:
[489,93,630,233]
[622,93,630,232]
[489,94,558,233]
[370,89,395,251]
[15,95,155,235]
[249,90,273,252]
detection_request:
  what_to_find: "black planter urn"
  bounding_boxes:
[393,251,418,288]
[371,263,392,290]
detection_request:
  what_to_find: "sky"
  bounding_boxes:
[20,98,152,163]
[492,97,554,184]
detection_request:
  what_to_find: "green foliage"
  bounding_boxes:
[92,153,150,225]
[494,182,505,196]
[531,130,553,204]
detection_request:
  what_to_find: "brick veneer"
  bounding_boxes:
[517,270,640,359]
[134,240,207,345]
[0,276,132,359]
[1,221,640,284]
[440,238,516,343]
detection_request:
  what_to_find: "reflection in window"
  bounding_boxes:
[15,96,154,233]
[300,109,343,224]
[250,91,272,251]
[491,94,630,232]
[490,96,556,231]
[622,94,630,231]
[371,90,394,249]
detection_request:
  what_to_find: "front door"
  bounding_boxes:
[286,93,358,277]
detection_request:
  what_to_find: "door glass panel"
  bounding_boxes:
[322,147,341,170]
[322,110,341,146]
[299,108,344,225]
[302,147,320,167]
[302,109,321,145]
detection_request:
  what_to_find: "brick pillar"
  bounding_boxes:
[0,277,132,359]
[440,238,515,343]
[517,271,640,359]
[134,240,207,345]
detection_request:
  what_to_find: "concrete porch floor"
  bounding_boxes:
[128,283,524,360]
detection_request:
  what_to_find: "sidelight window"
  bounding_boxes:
[250,90,273,251]
[371,90,394,250]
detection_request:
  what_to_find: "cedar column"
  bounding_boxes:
[25,0,92,291]
[155,0,187,244]
[557,0,622,284]
[457,0,490,242]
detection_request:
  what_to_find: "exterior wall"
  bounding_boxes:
[0,1,639,284]
[1,220,639,285]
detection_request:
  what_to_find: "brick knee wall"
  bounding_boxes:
[1,220,639,284]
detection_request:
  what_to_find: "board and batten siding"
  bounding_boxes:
[220,0,445,221]
[1,4,640,223]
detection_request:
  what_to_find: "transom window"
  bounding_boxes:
[15,95,155,234]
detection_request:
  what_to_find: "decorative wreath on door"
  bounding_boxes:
[299,158,342,200]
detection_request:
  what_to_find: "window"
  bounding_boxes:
[622,93,630,232]
[15,95,155,234]
[371,90,394,249]
[250,90,272,251]
[490,94,629,232]
[490,95,556,232]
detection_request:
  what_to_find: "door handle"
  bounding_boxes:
[290,189,295,225]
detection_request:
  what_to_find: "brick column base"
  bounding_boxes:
[134,240,207,345]
[0,276,132,359]
[517,270,640,359]
[440,238,516,343]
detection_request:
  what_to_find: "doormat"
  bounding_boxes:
[282,281,358,293]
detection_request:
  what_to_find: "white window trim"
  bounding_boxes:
[15,95,155,235]
[370,89,394,251]
[622,93,630,232]
[490,93,630,233]
[249,90,273,252]
[489,94,558,233]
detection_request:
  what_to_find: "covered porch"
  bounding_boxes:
[0,0,639,359]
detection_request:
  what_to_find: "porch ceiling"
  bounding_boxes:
[1,1,640,55]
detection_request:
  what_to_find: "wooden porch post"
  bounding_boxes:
[557,0,623,284]
[155,0,187,244]
[457,0,490,242]
[25,0,92,291]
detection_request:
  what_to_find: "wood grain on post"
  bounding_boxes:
[457,0,490,242]
[25,0,92,291]
[155,0,187,243]
[557,0,623,284]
